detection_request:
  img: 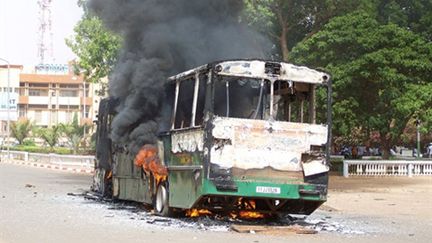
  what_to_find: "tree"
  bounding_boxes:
[376,0,432,41]
[60,114,91,154]
[36,126,61,151]
[291,11,432,158]
[66,0,121,90]
[10,120,33,145]
[243,0,366,61]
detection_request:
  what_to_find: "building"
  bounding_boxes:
[0,64,22,136]
[0,63,100,136]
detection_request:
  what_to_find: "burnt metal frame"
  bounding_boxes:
[167,61,332,175]
[170,70,207,130]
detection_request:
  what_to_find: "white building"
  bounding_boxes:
[0,63,101,136]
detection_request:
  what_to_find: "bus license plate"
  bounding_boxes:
[256,186,281,194]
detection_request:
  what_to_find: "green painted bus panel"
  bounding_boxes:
[168,169,203,208]
[117,177,152,204]
[202,179,324,201]
[162,131,205,209]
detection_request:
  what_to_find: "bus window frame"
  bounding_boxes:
[211,76,322,124]
[170,72,203,131]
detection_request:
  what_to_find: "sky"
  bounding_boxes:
[0,0,83,66]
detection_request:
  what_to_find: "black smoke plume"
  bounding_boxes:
[88,0,269,154]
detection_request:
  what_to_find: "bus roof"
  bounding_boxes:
[168,59,330,85]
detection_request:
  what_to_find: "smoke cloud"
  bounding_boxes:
[88,0,269,154]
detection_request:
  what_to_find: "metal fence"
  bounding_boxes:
[343,160,432,177]
[0,150,95,171]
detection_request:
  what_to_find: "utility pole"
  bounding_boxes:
[0,57,11,160]
[83,80,86,138]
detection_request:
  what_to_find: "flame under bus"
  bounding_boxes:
[94,60,332,217]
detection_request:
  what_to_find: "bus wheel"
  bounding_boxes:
[154,182,172,217]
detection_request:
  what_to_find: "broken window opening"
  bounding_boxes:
[214,77,270,120]
[194,73,207,126]
[272,80,319,124]
[172,72,207,130]
[174,78,194,129]
[212,77,323,124]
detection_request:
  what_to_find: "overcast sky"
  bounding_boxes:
[0,0,83,66]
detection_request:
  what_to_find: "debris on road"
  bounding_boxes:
[230,224,317,234]
[25,184,35,188]
[66,190,368,235]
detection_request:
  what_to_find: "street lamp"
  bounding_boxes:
[79,70,87,138]
[0,57,11,159]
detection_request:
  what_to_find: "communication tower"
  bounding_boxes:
[37,0,54,64]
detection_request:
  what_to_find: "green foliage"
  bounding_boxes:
[59,113,92,154]
[36,126,61,149]
[243,0,366,61]
[66,0,121,90]
[11,145,72,155]
[291,11,432,156]
[376,0,432,41]
[22,139,36,146]
[10,120,33,145]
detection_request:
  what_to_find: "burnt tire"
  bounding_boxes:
[154,182,172,217]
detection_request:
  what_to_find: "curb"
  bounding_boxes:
[1,159,94,174]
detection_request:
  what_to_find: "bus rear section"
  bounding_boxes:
[201,117,329,215]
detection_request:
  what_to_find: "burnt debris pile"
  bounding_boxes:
[88,0,268,154]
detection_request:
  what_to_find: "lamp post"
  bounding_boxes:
[83,80,86,137]
[0,57,10,159]
[80,71,86,138]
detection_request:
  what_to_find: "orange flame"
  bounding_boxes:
[106,170,112,179]
[229,198,267,219]
[185,209,212,217]
[238,210,266,219]
[135,145,167,184]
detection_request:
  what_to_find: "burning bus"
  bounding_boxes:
[93,59,332,217]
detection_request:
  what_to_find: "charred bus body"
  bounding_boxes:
[93,59,332,217]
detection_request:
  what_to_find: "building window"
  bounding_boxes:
[18,105,26,118]
[35,110,42,123]
[29,83,49,88]
[29,104,48,109]
[50,111,57,124]
[60,84,79,89]
[29,89,48,96]
[59,105,79,110]
[59,90,78,97]
[18,88,26,96]
[81,105,89,118]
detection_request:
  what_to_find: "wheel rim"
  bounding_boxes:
[155,184,167,213]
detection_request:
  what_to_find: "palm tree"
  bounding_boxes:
[10,119,33,145]
[59,113,91,154]
[36,126,61,151]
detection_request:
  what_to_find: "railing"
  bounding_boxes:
[343,160,432,177]
[0,150,95,171]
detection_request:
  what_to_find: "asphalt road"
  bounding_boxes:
[0,162,430,243]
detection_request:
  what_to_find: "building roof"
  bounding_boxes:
[20,73,84,84]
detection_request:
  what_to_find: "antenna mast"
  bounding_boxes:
[37,0,54,64]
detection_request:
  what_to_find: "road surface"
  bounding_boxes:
[0,162,431,243]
